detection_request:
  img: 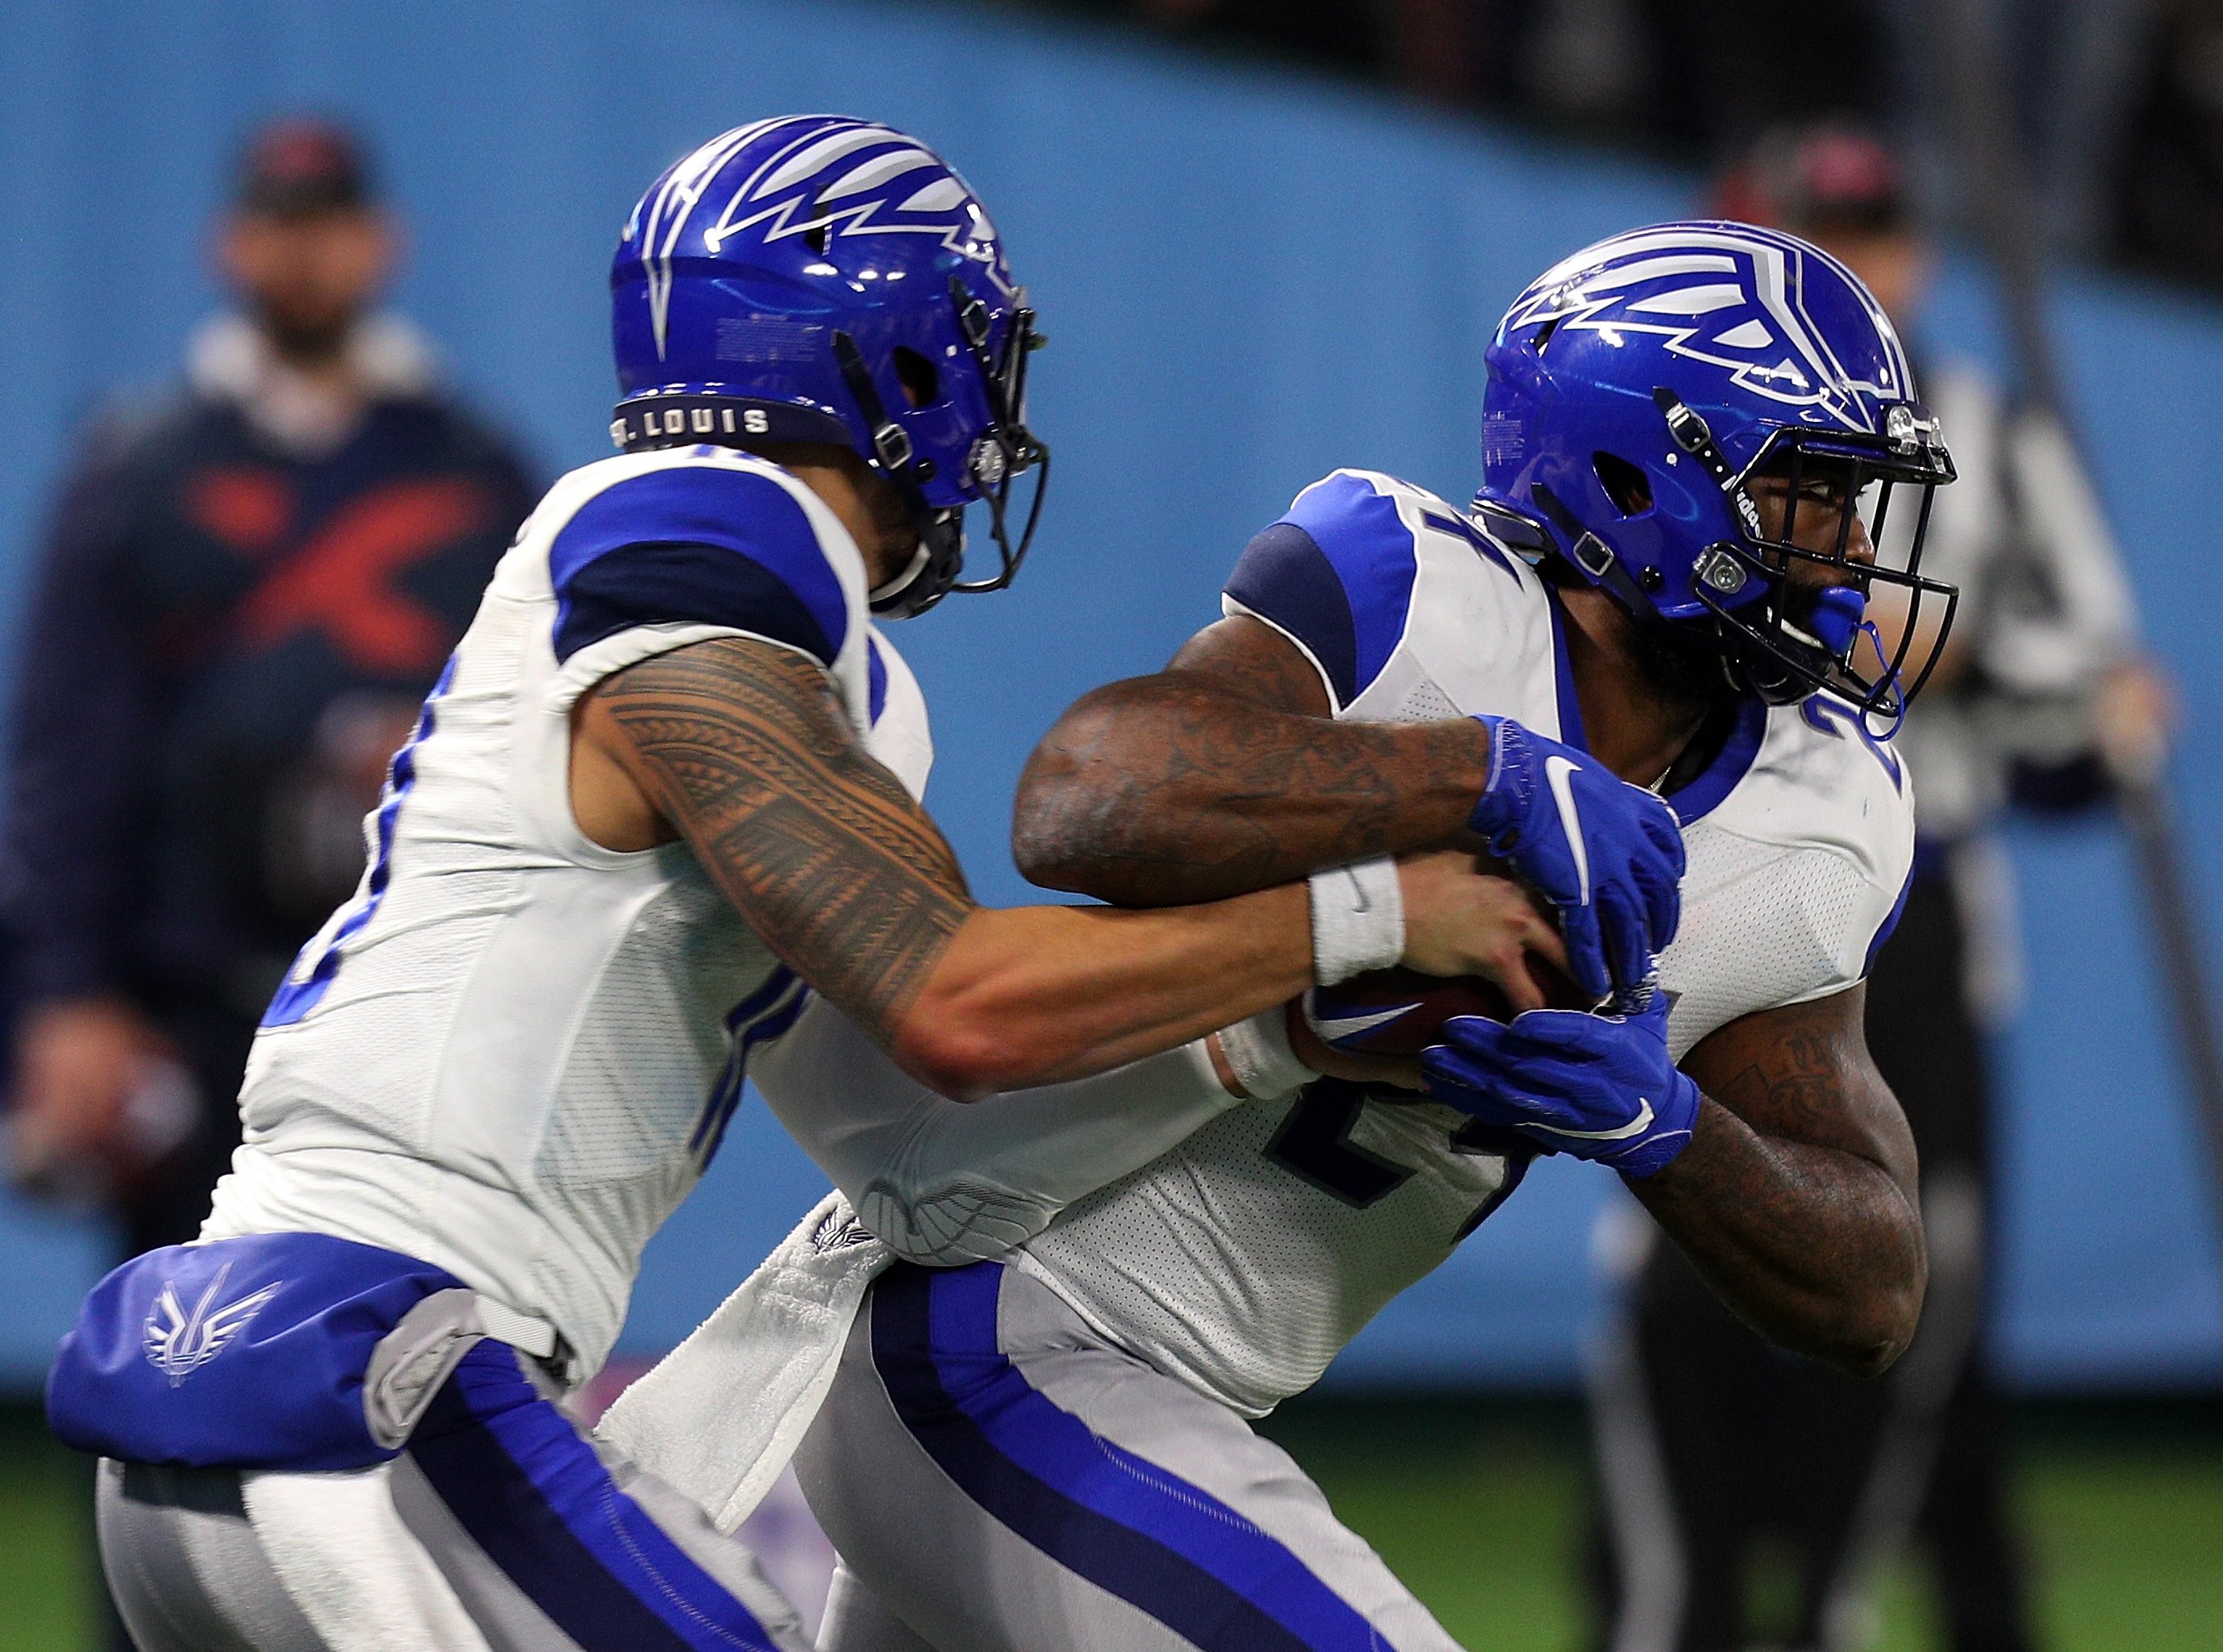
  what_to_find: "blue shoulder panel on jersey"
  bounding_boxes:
[547,465,849,668]
[1225,524,1358,707]
[1224,474,1418,710]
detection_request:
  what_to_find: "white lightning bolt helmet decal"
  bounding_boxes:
[608,117,1052,618]
[1505,222,1912,433]
[632,119,790,361]
[1474,218,1958,724]
[628,116,1012,361]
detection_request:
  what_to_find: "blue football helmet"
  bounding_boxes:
[1473,221,1958,718]
[610,117,1048,618]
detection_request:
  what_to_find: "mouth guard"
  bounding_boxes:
[1811,585,1867,659]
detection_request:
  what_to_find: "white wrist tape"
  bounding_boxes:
[1212,1007,1317,1101]
[1308,856,1405,986]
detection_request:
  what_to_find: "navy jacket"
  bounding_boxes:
[5,379,535,1016]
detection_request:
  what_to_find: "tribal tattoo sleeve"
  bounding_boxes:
[588,636,972,1034]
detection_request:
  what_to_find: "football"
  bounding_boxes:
[1302,960,1591,1058]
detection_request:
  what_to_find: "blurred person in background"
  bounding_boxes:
[1061,0,1393,75]
[2109,0,2223,289]
[1,117,535,1258]
[1504,0,1890,153]
[1583,123,2175,1652]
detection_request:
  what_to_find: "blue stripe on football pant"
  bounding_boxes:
[407,1343,781,1652]
[548,465,848,668]
[871,1262,1399,1652]
[1278,473,1420,702]
[261,653,457,1028]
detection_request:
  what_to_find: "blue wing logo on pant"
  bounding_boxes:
[141,1262,282,1387]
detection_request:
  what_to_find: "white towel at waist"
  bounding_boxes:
[598,1193,890,1532]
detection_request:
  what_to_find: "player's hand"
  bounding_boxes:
[7,997,173,1195]
[2095,656,2176,787]
[1466,716,1683,1000]
[1392,851,1572,1012]
[1419,995,1700,1179]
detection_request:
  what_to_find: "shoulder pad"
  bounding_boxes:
[544,449,856,670]
[1224,469,1529,711]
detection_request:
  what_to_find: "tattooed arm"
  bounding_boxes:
[1633,987,1926,1375]
[570,636,1522,1099]
[1014,615,1496,907]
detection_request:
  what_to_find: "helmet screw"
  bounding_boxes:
[1695,546,1750,594]
[1637,566,1664,594]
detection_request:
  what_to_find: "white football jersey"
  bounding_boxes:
[203,445,933,1379]
[1016,469,1916,1416]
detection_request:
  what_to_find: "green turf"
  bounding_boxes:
[1257,1395,1591,1646]
[0,1406,94,1651]
[1256,1394,2223,1652]
[4,1398,2217,1650]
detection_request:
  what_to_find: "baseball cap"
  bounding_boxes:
[234,118,376,218]
[1713,123,1908,235]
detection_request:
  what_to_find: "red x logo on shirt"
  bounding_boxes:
[227,478,490,674]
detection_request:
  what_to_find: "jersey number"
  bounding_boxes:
[1802,695,1904,791]
[1264,1081,1534,1232]
[1263,1082,1415,1208]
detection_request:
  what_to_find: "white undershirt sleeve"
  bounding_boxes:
[749,997,1245,1266]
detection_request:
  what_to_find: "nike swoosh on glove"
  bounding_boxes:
[1467,715,1686,1000]
[1420,995,1700,1179]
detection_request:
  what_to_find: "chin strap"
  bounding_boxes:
[868,542,933,609]
[1523,476,1807,708]
[827,295,1050,622]
[1527,482,1671,624]
[830,332,968,620]
[1649,389,1883,710]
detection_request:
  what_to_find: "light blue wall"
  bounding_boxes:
[0,0,2217,1390]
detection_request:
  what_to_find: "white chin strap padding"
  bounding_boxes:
[870,541,932,607]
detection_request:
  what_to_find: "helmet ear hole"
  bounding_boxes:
[891,347,940,411]
[1593,451,1654,516]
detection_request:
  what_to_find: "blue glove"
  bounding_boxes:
[1468,716,1685,1000]
[1420,995,1700,1179]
